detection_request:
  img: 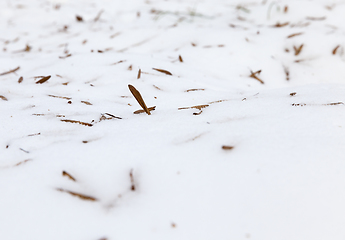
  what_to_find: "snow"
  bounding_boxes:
[1,0,345,239]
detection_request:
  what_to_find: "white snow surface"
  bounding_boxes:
[1,0,345,239]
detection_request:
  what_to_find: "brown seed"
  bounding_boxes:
[137,69,141,79]
[35,75,51,84]
[128,84,151,115]
[333,45,340,55]
[179,55,183,62]
[0,95,8,101]
[284,6,288,13]
[18,76,23,83]
[290,92,296,96]
[273,22,289,27]
[76,15,83,22]
[222,145,234,150]
[81,100,92,105]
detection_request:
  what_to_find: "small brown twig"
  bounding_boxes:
[333,45,340,55]
[249,70,264,84]
[62,171,76,181]
[130,169,135,191]
[0,66,20,76]
[293,44,304,56]
[287,32,303,38]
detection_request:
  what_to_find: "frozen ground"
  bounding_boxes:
[1,0,345,239]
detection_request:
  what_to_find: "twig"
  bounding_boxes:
[249,70,264,84]
[0,66,20,76]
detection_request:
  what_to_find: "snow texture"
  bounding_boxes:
[1,0,345,239]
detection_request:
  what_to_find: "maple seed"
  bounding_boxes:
[128,84,151,115]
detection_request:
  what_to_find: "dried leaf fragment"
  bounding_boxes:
[0,95,8,101]
[325,102,344,106]
[94,10,104,22]
[178,104,209,111]
[185,88,205,92]
[287,32,303,38]
[306,16,326,21]
[283,66,290,80]
[60,119,93,127]
[48,94,71,100]
[62,171,76,181]
[35,75,51,84]
[111,60,126,65]
[81,100,92,105]
[105,112,122,119]
[284,6,288,13]
[130,169,135,191]
[152,68,172,75]
[290,92,296,96]
[133,106,156,114]
[0,66,20,76]
[333,45,340,55]
[15,159,32,166]
[56,188,97,201]
[273,22,289,27]
[128,84,151,115]
[59,54,72,59]
[193,110,202,115]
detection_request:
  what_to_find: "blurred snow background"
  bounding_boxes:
[1,0,345,239]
